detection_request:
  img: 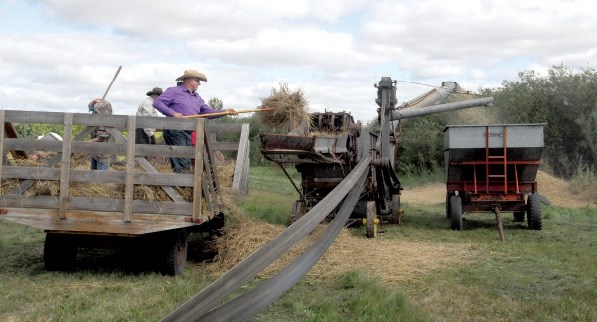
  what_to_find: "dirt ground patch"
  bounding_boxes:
[401,170,596,208]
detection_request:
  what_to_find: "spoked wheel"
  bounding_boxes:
[527,194,543,230]
[366,201,377,238]
[450,195,463,231]
[446,191,455,219]
[160,230,188,276]
[44,233,78,271]
[390,194,402,225]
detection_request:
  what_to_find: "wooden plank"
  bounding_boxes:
[206,130,224,216]
[1,167,194,187]
[192,119,205,221]
[233,123,250,197]
[135,157,186,202]
[0,195,193,215]
[108,128,186,202]
[123,115,136,222]
[7,126,95,195]
[58,113,74,219]
[4,110,205,132]
[0,208,195,235]
[4,122,28,159]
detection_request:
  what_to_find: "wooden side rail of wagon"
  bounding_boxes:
[0,109,228,275]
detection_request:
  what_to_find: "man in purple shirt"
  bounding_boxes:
[153,69,236,173]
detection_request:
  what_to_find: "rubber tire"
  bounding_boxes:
[44,233,77,271]
[446,191,455,219]
[390,194,401,225]
[450,195,463,231]
[513,211,525,222]
[527,194,543,230]
[366,201,376,238]
[160,231,188,276]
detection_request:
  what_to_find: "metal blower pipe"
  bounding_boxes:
[391,97,494,121]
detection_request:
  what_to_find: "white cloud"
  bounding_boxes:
[0,0,595,123]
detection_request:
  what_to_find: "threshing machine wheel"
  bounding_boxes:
[445,191,455,219]
[390,194,402,225]
[160,230,188,276]
[449,195,463,231]
[366,201,377,238]
[44,233,77,271]
[527,194,543,230]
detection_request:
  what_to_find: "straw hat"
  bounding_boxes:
[146,87,163,96]
[175,70,207,82]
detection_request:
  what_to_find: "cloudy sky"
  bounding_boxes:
[0,0,595,122]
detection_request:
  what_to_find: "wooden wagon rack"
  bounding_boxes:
[0,109,226,236]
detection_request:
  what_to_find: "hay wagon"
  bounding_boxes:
[444,124,547,238]
[0,109,249,275]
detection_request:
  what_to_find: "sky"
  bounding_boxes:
[0,0,595,123]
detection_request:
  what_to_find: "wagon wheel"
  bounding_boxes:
[44,233,77,271]
[513,211,525,222]
[366,201,377,238]
[450,195,463,231]
[527,194,543,230]
[160,230,188,276]
[390,194,402,225]
[446,191,455,219]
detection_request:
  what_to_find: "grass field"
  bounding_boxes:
[0,166,596,321]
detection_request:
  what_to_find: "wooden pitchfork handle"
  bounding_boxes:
[101,66,122,100]
[182,108,275,119]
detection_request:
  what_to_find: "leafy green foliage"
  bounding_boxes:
[396,114,445,174]
[207,97,224,110]
[482,65,597,178]
[13,123,86,139]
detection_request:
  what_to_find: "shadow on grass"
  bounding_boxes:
[21,233,220,276]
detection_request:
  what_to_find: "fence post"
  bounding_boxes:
[58,113,74,219]
[123,115,136,222]
[192,119,206,221]
[233,123,250,197]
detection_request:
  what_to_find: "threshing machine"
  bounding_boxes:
[260,77,494,237]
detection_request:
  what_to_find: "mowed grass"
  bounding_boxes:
[0,167,596,321]
[240,166,300,225]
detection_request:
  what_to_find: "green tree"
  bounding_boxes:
[482,65,597,178]
[208,97,224,110]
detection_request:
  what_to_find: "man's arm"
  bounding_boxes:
[153,90,176,117]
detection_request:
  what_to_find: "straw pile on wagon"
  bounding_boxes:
[0,154,242,219]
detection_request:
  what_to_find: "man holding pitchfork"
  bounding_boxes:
[153,69,237,173]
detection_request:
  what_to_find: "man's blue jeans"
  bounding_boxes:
[91,156,109,170]
[163,129,192,173]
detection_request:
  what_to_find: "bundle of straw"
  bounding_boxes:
[258,82,311,131]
